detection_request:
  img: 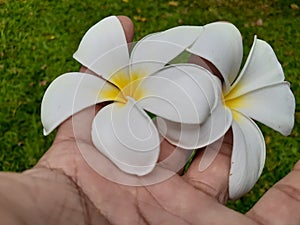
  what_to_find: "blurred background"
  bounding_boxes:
[0,0,299,212]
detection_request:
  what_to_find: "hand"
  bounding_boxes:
[31,16,300,225]
[20,16,300,225]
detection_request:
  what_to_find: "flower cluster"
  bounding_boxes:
[41,16,295,199]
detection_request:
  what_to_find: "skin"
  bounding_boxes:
[0,16,299,225]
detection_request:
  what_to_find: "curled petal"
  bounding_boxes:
[137,64,219,124]
[229,111,266,200]
[41,72,118,135]
[130,26,203,77]
[227,82,295,135]
[73,16,130,80]
[188,22,243,92]
[91,98,160,176]
[227,37,285,98]
[156,100,232,149]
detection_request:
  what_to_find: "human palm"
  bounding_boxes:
[36,103,238,224]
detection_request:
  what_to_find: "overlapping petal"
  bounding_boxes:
[226,37,285,98]
[73,16,130,80]
[156,99,232,149]
[91,98,160,176]
[41,72,119,135]
[188,22,243,92]
[229,111,266,200]
[227,82,295,136]
[130,26,203,77]
[137,64,219,124]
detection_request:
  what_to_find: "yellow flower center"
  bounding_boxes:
[222,85,245,122]
[99,71,146,104]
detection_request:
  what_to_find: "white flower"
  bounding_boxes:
[41,16,230,175]
[186,22,296,199]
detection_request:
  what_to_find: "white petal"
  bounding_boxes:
[227,37,285,98]
[41,72,118,135]
[227,82,295,135]
[73,16,130,80]
[91,98,160,176]
[156,100,232,149]
[130,26,203,77]
[137,64,219,124]
[229,111,266,200]
[188,22,243,91]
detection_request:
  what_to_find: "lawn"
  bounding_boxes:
[1,0,299,213]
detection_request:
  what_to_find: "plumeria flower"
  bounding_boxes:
[182,22,295,199]
[41,16,232,176]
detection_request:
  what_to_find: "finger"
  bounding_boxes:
[118,15,134,43]
[181,54,232,204]
[55,16,134,142]
[142,173,256,225]
[157,54,227,176]
[188,54,224,82]
[183,129,233,204]
[246,160,300,225]
[157,138,193,175]
[54,104,103,143]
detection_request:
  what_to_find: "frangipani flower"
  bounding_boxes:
[185,22,296,199]
[41,16,231,176]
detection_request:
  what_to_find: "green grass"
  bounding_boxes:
[1,0,299,213]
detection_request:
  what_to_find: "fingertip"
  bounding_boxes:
[188,55,224,82]
[117,15,134,43]
[158,138,193,175]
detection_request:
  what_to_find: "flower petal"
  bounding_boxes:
[227,82,295,135]
[130,26,203,77]
[229,111,266,200]
[41,72,119,135]
[73,16,130,80]
[91,98,160,176]
[156,100,232,149]
[137,64,219,124]
[188,22,243,92]
[226,37,285,98]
